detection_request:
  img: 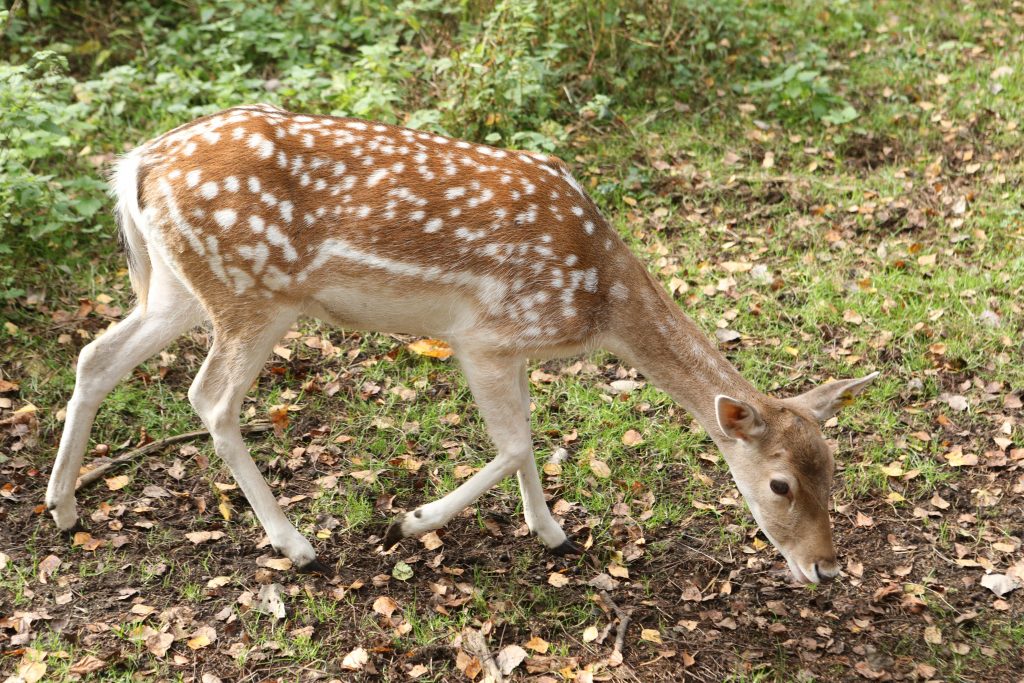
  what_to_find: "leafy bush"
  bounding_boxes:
[0,0,864,300]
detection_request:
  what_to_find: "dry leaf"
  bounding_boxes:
[69,655,106,675]
[621,429,643,446]
[146,631,174,657]
[582,625,599,643]
[420,531,443,551]
[185,530,226,545]
[923,625,942,645]
[524,635,549,653]
[105,475,130,491]
[589,458,611,478]
[547,572,570,587]
[187,625,217,650]
[341,646,369,670]
[373,595,400,618]
[641,628,663,644]
[407,338,453,359]
[496,644,528,675]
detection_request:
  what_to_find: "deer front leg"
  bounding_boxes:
[385,351,569,552]
[510,366,576,553]
[187,312,322,571]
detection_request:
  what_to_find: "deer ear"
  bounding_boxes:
[715,395,766,441]
[784,372,879,422]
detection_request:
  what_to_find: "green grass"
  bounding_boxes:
[2,0,1023,681]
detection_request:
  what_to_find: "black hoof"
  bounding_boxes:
[550,538,585,556]
[59,520,86,537]
[382,514,406,551]
[297,558,333,576]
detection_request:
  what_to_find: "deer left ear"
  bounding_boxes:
[715,395,766,441]
[784,372,879,422]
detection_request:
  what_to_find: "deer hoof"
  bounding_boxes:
[382,514,407,551]
[297,557,333,576]
[550,538,585,556]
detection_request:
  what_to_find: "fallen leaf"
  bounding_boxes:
[621,429,643,446]
[373,595,400,618]
[187,625,217,650]
[105,475,130,491]
[38,554,61,583]
[547,572,570,587]
[589,458,611,478]
[393,561,414,581]
[69,655,106,675]
[146,631,174,657]
[255,583,287,620]
[524,635,549,653]
[923,625,942,645]
[496,644,528,676]
[256,556,293,571]
[420,531,443,551]
[641,628,663,644]
[185,530,226,545]
[407,338,453,360]
[980,573,1020,597]
[341,646,369,670]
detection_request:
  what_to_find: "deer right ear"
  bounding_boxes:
[715,395,766,441]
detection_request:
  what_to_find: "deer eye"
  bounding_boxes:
[770,479,790,496]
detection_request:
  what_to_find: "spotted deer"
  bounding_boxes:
[46,104,877,583]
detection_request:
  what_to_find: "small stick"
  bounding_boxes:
[598,590,633,656]
[74,422,273,490]
[461,628,503,683]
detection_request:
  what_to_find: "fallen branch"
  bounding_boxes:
[598,590,633,658]
[461,627,503,683]
[75,422,273,490]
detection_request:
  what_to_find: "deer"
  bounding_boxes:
[45,104,877,583]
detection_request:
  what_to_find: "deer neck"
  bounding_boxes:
[606,267,764,447]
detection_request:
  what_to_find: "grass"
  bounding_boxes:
[2,0,1024,681]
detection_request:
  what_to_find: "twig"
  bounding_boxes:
[2,0,24,38]
[74,422,273,490]
[461,628,503,683]
[598,590,633,657]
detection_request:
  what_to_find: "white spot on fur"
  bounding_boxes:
[213,208,237,229]
[424,218,443,233]
[200,181,219,200]
[186,170,201,188]
[248,176,261,193]
[246,133,274,159]
[367,168,389,187]
[279,200,294,223]
[224,176,240,192]
[248,215,265,233]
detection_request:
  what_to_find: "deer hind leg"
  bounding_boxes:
[385,350,566,549]
[186,308,320,568]
[46,262,202,530]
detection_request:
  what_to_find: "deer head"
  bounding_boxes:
[714,373,878,584]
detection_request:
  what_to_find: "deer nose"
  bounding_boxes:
[813,560,839,583]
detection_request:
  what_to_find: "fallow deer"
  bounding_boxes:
[46,104,877,583]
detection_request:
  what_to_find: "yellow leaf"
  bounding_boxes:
[407,338,453,360]
[607,563,629,579]
[218,495,232,521]
[582,625,599,643]
[641,628,663,644]
[525,635,549,653]
[589,458,611,478]
[105,475,130,491]
[880,462,904,477]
